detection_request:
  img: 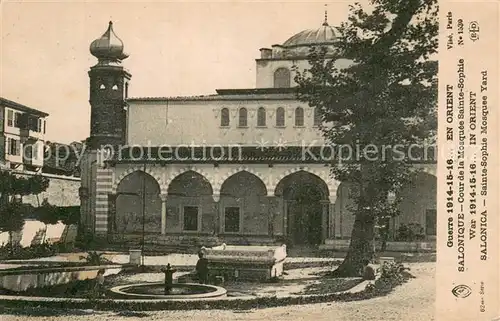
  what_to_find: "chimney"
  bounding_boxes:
[259,48,272,59]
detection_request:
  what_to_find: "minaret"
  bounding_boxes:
[88,21,131,148]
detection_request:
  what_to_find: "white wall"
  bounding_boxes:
[127,100,326,146]
[256,58,353,89]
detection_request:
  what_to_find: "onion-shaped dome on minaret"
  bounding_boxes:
[90,21,129,61]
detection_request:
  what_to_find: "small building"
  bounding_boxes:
[0,97,48,172]
[80,19,436,249]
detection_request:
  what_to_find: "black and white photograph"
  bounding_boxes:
[2,1,492,320]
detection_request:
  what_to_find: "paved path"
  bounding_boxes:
[1,262,435,321]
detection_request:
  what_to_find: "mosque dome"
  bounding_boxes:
[282,14,339,48]
[90,21,129,61]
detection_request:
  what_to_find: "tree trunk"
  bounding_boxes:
[331,212,375,277]
[8,231,13,256]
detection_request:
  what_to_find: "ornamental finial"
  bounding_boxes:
[323,4,329,26]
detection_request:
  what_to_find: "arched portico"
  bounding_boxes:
[219,171,269,236]
[114,170,162,235]
[275,170,330,246]
[164,170,216,234]
[395,171,437,239]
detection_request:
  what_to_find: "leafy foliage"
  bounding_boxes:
[395,223,425,241]
[0,171,50,199]
[0,242,59,260]
[0,202,25,235]
[34,199,60,226]
[80,251,112,265]
[0,170,50,241]
[295,0,438,274]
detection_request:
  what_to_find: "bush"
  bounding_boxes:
[0,242,59,260]
[80,251,112,265]
[395,223,426,242]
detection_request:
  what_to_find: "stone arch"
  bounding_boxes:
[114,170,162,234]
[214,166,269,196]
[165,167,215,194]
[271,167,339,202]
[397,170,437,237]
[111,166,165,194]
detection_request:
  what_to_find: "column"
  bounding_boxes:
[329,203,336,239]
[283,200,288,237]
[160,194,168,235]
[320,200,329,242]
[213,200,220,235]
[266,195,276,237]
[212,194,221,235]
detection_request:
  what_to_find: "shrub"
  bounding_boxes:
[80,251,112,265]
[0,242,59,260]
[395,223,426,242]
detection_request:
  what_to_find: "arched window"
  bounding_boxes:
[276,107,285,127]
[221,108,230,127]
[274,68,291,88]
[313,108,321,127]
[295,107,304,126]
[238,108,248,127]
[257,107,266,127]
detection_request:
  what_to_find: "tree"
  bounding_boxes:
[295,0,437,276]
[0,170,50,245]
[0,201,25,247]
[34,198,60,227]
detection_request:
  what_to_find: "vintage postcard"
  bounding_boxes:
[0,1,498,321]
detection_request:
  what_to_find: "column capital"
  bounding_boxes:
[212,194,220,202]
[159,194,168,201]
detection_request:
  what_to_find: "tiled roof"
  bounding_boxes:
[106,145,437,164]
[126,88,298,103]
[0,97,49,117]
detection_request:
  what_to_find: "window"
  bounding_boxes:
[43,120,46,133]
[7,110,13,127]
[274,68,291,88]
[8,138,20,156]
[220,108,230,127]
[276,107,285,127]
[238,108,247,127]
[38,119,42,132]
[14,112,20,128]
[425,209,437,236]
[183,206,199,231]
[313,108,321,127]
[295,107,304,126]
[27,116,39,132]
[224,207,240,233]
[125,83,129,98]
[257,107,266,127]
[32,143,39,160]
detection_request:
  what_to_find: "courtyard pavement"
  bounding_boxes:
[0,262,435,321]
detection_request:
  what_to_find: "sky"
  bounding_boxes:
[1,0,367,143]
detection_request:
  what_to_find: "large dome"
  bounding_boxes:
[282,22,339,48]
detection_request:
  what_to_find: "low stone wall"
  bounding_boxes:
[0,265,121,292]
[319,239,436,252]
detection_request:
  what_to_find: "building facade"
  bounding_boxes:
[80,20,437,248]
[0,97,48,171]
